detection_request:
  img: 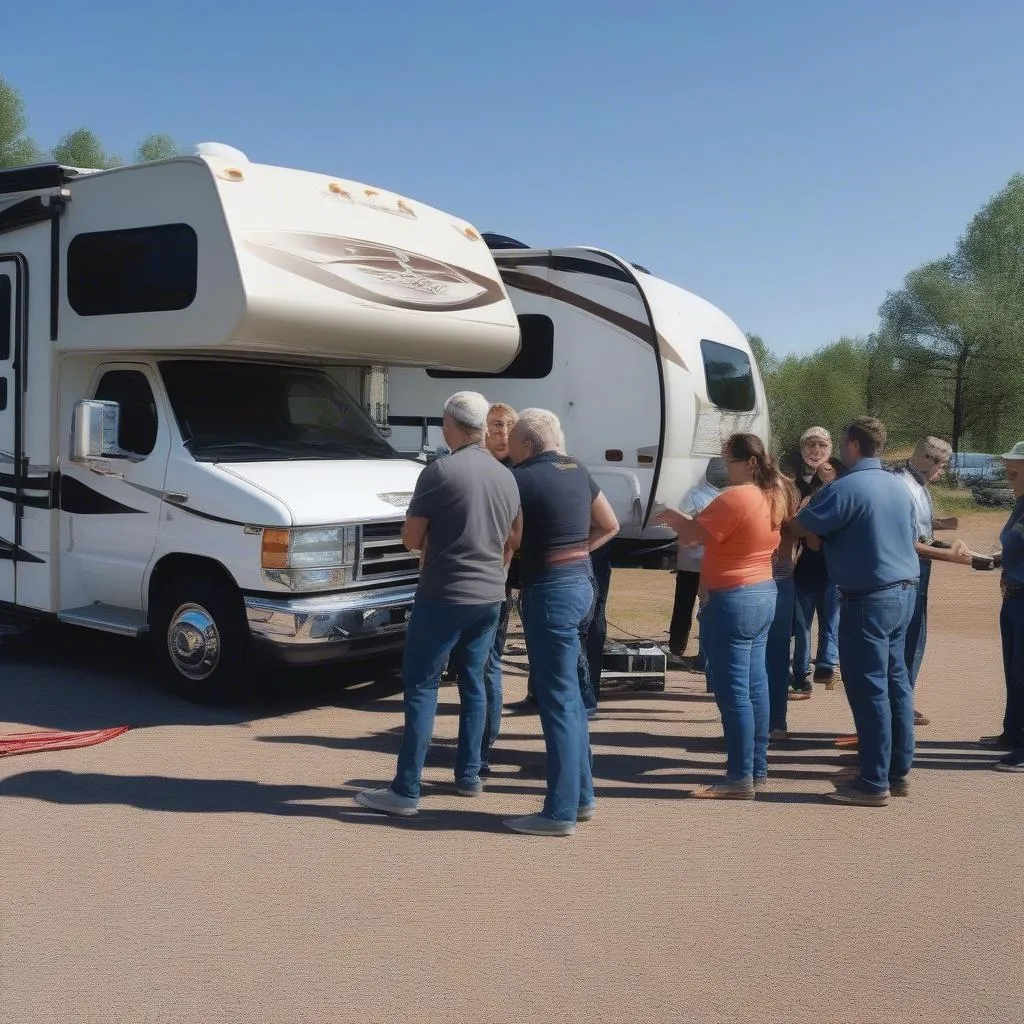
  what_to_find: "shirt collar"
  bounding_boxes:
[517,450,562,468]
[847,457,881,473]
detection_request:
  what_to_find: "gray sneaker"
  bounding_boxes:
[455,778,483,796]
[577,803,597,822]
[355,787,419,816]
[504,814,576,836]
[827,783,889,807]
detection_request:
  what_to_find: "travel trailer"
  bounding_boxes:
[386,238,771,566]
[0,144,518,701]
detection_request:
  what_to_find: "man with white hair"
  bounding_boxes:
[894,436,975,725]
[504,408,619,836]
[356,391,522,817]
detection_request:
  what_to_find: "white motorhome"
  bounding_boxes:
[0,145,518,701]
[387,238,770,566]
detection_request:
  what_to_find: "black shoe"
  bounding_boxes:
[978,733,1017,750]
[994,748,1024,773]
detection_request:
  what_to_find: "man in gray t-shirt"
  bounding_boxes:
[356,391,521,819]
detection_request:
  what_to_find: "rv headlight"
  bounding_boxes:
[261,526,358,592]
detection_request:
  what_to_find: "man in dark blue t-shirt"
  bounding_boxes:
[503,409,618,837]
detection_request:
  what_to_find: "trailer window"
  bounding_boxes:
[67,224,198,316]
[425,314,553,379]
[95,370,158,456]
[0,275,10,361]
[700,339,756,412]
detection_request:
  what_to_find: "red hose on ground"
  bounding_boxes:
[0,726,130,758]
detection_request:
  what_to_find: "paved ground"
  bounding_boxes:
[1,513,1020,1024]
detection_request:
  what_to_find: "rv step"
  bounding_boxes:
[58,604,150,637]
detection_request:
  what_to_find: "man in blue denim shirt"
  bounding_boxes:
[794,416,920,806]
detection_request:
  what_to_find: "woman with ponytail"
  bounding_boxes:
[654,433,784,798]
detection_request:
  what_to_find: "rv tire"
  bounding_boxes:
[151,574,257,704]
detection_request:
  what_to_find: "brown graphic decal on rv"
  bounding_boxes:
[242,231,507,312]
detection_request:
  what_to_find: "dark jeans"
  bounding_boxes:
[702,580,776,782]
[392,598,502,799]
[838,582,917,794]
[521,571,597,821]
[999,590,1024,745]
[669,570,701,656]
[905,559,931,689]
[793,571,840,681]
[584,545,613,706]
[767,576,797,732]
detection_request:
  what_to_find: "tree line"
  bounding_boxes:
[0,75,178,170]
[750,172,1024,461]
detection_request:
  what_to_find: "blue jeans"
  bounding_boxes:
[451,591,513,772]
[521,570,597,822]
[767,576,797,732]
[702,581,777,782]
[999,590,1024,744]
[393,598,502,799]
[838,582,917,794]
[904,559,931,689]
[793,572,840,680]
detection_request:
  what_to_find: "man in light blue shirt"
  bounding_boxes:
[794,416,919,806]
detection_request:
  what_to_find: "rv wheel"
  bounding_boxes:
[151,575,255,704]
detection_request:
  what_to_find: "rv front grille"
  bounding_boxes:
[358,520,420,583]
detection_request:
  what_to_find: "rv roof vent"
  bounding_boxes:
[482,232,530,250]
[630,261,651,274]
[194,142,250,163]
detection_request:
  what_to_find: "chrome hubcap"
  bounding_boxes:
[167,603,221,681]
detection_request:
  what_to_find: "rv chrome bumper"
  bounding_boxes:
[244,586,416,665]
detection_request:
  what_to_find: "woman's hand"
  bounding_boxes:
[816,463,837,485]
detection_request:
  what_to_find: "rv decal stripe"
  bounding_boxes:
[59,476,147,516]
[0,536,45,563]
[500,269,655,347]
[172,504,250,528]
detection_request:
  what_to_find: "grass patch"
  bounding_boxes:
[930,480,984,517]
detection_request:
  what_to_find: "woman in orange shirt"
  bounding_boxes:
[655,434,788,799]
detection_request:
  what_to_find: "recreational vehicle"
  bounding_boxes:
[386,238,771,566]
[0,144,518,701]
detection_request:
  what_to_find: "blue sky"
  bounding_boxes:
[3,0,1022,354]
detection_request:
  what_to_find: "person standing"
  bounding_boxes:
[793,417,920,807]
[655,434,785,799]
[447,402,521,774]
[767,475,802,742]
[893,436,975,727]
[666,457,731,671]
[981,441,1024,772]
[789,427,843,698]
[503,409,619,836]
[355,392,521,816]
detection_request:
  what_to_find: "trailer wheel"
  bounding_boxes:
[151,574,256,704]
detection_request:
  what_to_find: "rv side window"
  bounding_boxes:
[67,224,198,317]
[425,314,553,379]
[94,370,158,456]
[700,339,756,412]
[0,275,10,361]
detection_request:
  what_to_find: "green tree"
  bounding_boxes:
[135,133,179,163]
[51,128,122,169]
[0,76,43,168]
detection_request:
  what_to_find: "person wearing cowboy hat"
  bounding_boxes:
[978,441,1024,772]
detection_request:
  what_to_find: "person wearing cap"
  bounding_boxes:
[979,441,1024,772]
[447,402,521,772]
[789,427,844,698]
[793,416,919,807]
[356,392,522,817]
[666,457,731,672]
[893,436,976,727]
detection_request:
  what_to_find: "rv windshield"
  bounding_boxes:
[159,360,400,462]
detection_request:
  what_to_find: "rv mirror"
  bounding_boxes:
[71,400,122,461]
